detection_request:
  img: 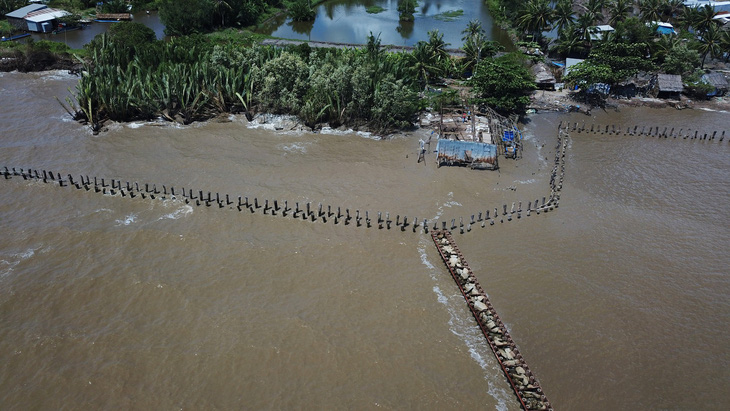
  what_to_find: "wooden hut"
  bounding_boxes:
[532,62,556,90]
[655,74,683,99]
[701,72,729,97]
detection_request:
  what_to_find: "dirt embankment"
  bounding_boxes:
[0,50,80,73]
[528,89,730,114]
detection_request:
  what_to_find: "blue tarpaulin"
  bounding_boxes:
[436,139,498,169]
[503,130,515,142]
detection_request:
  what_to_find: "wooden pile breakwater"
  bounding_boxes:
[1,161,564,236]
[566,122,728,141]
[431,230,552,411]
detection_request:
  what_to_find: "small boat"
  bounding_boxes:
[0,33,31,42]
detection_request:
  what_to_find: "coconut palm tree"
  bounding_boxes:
[584,0,607,22]
[661,0,684,23]
[721,29,730,62]
[461,19,484,42]
[426,30,450,63]
[407,42,439,88]
[608,0,634,25]
[554,0,576,35]
[690,5,720,33]
[696,24,722,68]
[551,24,590,57]
[575,12,599,43]
[638,0,662,23]
[515,0,555,41]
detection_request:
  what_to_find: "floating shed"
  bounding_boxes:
[436,140,498,170]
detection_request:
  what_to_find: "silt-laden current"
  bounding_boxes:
[1,71,728,409]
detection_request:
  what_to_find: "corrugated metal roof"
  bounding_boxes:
[5,4,47,18]
[436,140,497,168]
[702,72,729,89]
[25,8,70,23]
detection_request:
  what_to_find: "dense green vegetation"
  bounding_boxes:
[0,0,25,16]
[397,0,416,22]
[470,53,535,113]
[288,0,315,21]
[158,0,284,35]
[365,5,385,14]
[0,20,12,37]
[64,22,534,132]
[433,10,464,22]
[486,0,730,99]
[0,39,84,71]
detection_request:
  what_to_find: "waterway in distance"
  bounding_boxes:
[0,70,728,409]
[255,0,513,48]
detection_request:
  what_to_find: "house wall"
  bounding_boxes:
[7,16,27,30]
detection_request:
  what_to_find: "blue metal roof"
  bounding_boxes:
[6,4,47,18]
[436,140,497,168]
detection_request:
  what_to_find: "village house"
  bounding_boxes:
[5,4,69,33]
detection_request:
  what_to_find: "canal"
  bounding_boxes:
[28,11,166,50]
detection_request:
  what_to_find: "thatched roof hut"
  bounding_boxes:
[656,74,683,99]
[532,62,556,90]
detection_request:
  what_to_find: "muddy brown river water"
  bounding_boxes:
[1,71,729,410]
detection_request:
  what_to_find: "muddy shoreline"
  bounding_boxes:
[527,89,730,115]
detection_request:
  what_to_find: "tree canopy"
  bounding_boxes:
[469,53,535,114]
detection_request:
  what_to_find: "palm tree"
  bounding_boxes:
[426,30,450,63]
[651,34,682,62]
[584,0,607,22]
[576,12,598,43]
[662,0,684,23]
[460,20,502,73]
[721,29,730,62]
[461,19,484,42]
[407,42,439,88]
[638,0,662,23]
[516,0,555,41]
[697,24,722,68]
[551,25,589,57]
[608,0,633,25]
[461,20,486,70]
[554,0,576,35]
[691,5,720,34]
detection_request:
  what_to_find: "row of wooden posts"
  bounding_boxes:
[2,165,563,235]
[0,122,589,234]
[569,123,727,141]
[0,123,575,235]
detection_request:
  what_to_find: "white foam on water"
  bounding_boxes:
[115,213,137,226]
[514,179,537,185]
[278,142,310,154]
[698,107,729,114]
[127,122,146,129]
[158,204,193,221]
[36,70,77,82]
[415,193,511,410]
[0,247,41,278]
